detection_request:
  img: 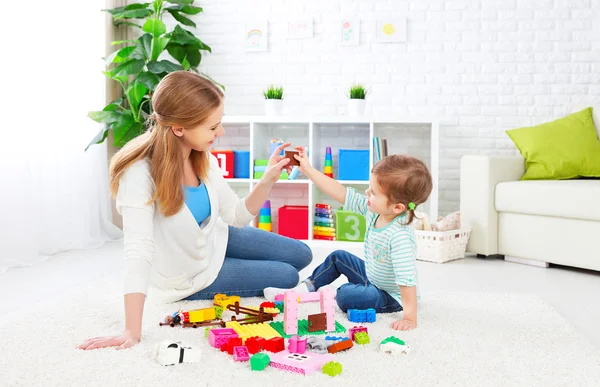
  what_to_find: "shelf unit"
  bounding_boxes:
[215,116,439,246]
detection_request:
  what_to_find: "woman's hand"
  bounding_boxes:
[293,145,312,174]
[77,331,140,351]
[262,142,292,184]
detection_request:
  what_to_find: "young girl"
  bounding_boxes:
[78,71,312,350]
[265,148,432,331]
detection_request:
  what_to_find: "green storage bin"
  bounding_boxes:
[335,208,366,242]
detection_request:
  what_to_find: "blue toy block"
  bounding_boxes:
[270,141,285,157]
[325,336,349,342]
[366,308,376,322]
[348,308,376,323]
[253,166,267,172]
[338,149,370,181]
[288,166,300,180]
[233,150,250,178]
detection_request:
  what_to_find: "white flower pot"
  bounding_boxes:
[348,99,366,116]
[265,99,283,116]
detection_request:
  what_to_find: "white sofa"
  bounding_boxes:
[460,155,600,271]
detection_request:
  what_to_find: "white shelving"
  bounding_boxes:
[216,116,440,246]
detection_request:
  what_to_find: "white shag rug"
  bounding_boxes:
[1,274,599,387]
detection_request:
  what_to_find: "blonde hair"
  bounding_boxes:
[371,154,433,224]
[109,71,224,217]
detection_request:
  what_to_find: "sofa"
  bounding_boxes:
[460,155,600,271]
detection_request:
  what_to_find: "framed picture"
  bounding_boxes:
[341,19,359,46]
[376,18,406,43]
[287,18,313,39]
[245,21,268,51]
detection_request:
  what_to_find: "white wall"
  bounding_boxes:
[186,0,599,214]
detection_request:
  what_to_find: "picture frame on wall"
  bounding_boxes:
[287,18,313,39]
[245,21,268,51]
[341,19,360,46]
[376,18,407,43]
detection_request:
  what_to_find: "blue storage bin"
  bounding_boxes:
[338,149,370,181]
[269,141,284,157]
[233,150,250,178]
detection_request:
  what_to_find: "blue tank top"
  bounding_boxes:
[184,182,211,225]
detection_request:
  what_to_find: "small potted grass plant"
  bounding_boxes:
[263,85,284,116]
[347,84,368,116]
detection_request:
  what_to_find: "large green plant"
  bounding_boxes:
[86,0,213,150]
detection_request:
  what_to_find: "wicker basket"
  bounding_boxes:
[415,228,471,263]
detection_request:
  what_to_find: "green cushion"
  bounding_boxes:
[506,107,600,180]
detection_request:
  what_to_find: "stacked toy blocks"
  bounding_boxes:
[314,203,336,241]
[323,146,333,178]
[258,200,272,232]
[254,159,289,180]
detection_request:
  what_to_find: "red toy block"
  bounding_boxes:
[278,205,308,240]
[211,150,234,178]
[245,337,262,354]
[315,204,332,209]
[328,339,354,354]
[221,337,243,355]
[264,337,285,353]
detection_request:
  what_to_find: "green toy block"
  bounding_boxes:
[253,171,289,180]
[322,361,342,376]
[204,327,210,338]
[269,320,347,338]
[381,336,405,346]
[259,215,271,223]
[336,209,366,242]
[354,332,370,345]
[274,302,284,313]
[254,159,269,166]
[213,306,223,319]
[324,159,333,167]
[250,353,270,371]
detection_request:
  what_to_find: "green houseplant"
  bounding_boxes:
[347,84,368,116]
[86,0,213,150]
[263,85,284,116]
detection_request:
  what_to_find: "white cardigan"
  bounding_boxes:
[116,155,256,303]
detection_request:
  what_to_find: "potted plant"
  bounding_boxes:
[263,85,284,116]
[86,0,216,151]
[347,84,368,116]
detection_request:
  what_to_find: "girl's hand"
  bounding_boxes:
[263,142,292,184]
[293,145,312,174]
[77,331,140,351]
[392,319,417,331]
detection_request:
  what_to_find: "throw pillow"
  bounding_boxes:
[506,107,600,180]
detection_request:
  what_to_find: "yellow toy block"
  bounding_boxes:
[248,306,279,314]
[258,223,272,232]
[213,294,241,309]
[226,321,281,342]
[314,226,335,233]
[314,230,336,237]
[324,166,333,173]
[188,307,216,323]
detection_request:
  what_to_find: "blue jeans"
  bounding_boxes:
[305,250,402,313]
[184,226,312,300]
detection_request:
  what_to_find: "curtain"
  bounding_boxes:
[0,0,123,274]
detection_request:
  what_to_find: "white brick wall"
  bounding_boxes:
[182,0,599,214]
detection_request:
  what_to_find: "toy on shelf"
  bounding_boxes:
[258,200,273,232]
[349,326,368,341]
[270,138,285,157]
[250,353,271,371]
[347,308,376,323]
[211,149,234,178]
[380,336,411,355]
[154,340,201,366]
[336,207,366,242]
[288,166,300,180]
[322,361,342,377]
[288,336,307,354]
[338,148,369,181]
[233,150,250,178]
[283,289,336,335]
[269,350,333,375]
[314,203,336,241]
[324,146,334,178]
[254,159,289,180]
[278,205,308,240]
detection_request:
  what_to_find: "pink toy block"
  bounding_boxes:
[298,292,321,303]
[320,288,336,332]
[284,290,298,335]
[208,328,238,349]
[274,294,284,302]
[233,346,250,361]
[349,326,368,341]
[269,350,333,375]
[288,336,307,354]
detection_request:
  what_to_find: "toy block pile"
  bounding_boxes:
[313,203,336,241]
[323,146,333,178]
[258,200,272,232]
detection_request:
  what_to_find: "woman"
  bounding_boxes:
[78,71,312,350]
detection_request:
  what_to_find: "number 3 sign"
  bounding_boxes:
[336,209,366,242]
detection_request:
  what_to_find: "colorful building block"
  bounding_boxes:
[327,339,354,354]
[354,332,370,345]
[250,353,271,371]
[288,336,307,354]
[225,321,281,342]
[233,346,250,361]
[258,200,272,232]
[211,150,234,178]
[347,308,376,323]
[245,337,263,354]
[233,150,250,178]
[324,147,334,178]
[221,337,243,355]
[269,350,333,375]
[208,328,238,349]
[264,337,285,353]
[322,361,342,377]
[270,320,347,338]
[278,205,308,240]
[308,313,327,332]
[336,208,366,242]
[283,289,336,335]
[349,326,368,341]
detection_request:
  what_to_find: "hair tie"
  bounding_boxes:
[408,202,416,211]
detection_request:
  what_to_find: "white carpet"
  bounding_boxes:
[1,273,599,387]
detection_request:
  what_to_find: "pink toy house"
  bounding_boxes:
[269,350,333,375]
[283,288,336,335]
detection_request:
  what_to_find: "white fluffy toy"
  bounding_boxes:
[154,340,202,366]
